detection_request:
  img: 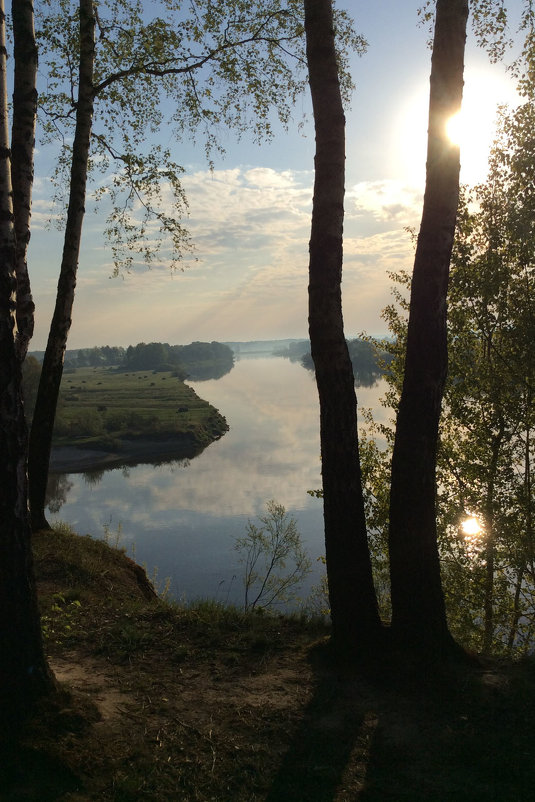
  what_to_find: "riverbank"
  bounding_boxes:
[39,366,229,473]
[49,433,224,474]
[2,525,534,800]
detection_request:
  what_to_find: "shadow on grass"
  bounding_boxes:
[265,649,535,802]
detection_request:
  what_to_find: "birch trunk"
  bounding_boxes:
[11,0,37,361]
[388,0,469,655]
[305,0,382,653]
[0,0,54,724]
[28,0,95,530]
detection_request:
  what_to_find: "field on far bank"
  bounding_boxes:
[52,366,228,452]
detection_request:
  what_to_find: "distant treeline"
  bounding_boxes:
[274,338,393,387]
[29,341,235,381]
[122,341,234,380]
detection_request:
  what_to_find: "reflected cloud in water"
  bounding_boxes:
[47,357,387,606]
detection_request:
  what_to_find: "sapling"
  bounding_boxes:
[235,501,311,612]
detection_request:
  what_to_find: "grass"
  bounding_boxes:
[1,525,535,800]
[52,367,228,450]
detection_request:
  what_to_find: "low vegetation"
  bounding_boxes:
[1,526,534,800]
[25,365,228,457]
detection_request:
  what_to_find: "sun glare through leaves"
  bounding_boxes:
[461,516,482,537]
[460,515,484,559]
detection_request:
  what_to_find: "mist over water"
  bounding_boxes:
[48,356,387,608]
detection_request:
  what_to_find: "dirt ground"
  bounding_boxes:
[2,528,535,801]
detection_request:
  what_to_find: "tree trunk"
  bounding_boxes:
[28,0,95,530]
[482,426,502,653]
[388,0,469,654]
[0,0,54,725]
[305,0,382,653]
[11,0,37,362]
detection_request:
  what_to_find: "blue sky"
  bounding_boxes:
[27,0,522,349]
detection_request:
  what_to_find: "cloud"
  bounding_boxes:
[29,166,423,349]
[347,179,423,226]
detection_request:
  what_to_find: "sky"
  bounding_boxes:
[27,0,523,350]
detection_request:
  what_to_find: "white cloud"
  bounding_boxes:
[29,166,423,349]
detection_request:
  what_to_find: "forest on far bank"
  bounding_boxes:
[275,337,394,387]
[28,340,235,381]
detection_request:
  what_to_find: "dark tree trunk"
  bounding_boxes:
[305,0,382,653]
[482,426,502,653]
[0,0,54,725]
[11,0,37,361]
[28,0,95,530]
[388,0,469,654]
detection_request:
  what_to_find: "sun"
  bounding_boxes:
[397,66,519,187]
[461,516,482,537]
[445,67,519,184]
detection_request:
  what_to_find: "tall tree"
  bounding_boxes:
[438,103,535,654]
[368,116,535,655]
[11,0,38,361]
[28,0,359,530]
[0,0,54,725]
[28,0,95,530]
[388,0,469,654]
[304,0,382,652]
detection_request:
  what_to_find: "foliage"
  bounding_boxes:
[33,0,364,274]
[235,500,311,611]
[122,340,234,379]
[418,0,511,62]
[41,592,82,645]
[437,103,535,654]
[65,345,126,369]
[31,340,235,378]
[364,96,535,654]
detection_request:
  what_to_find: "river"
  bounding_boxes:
[47,355,387,610]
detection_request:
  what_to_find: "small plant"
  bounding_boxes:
[235,500,311,612]
[102,520,124,550]
[304,556,330,618]
[146,564,171,599]
[41,592,82,645]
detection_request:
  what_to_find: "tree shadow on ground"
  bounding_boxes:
[265,647,535,802]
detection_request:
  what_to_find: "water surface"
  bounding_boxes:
[49,356,386,608]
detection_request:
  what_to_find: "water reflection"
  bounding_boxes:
[46,474,74,515]
[47,357,387,607]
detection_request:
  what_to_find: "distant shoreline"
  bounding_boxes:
[49,435,218,474]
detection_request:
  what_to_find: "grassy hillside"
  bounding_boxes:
[51,366,228,456]
[1,527,534,800]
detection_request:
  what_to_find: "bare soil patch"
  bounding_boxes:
[1,528,534,801]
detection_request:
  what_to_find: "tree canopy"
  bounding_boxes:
[367,90,535,654]
[35,0,364,273]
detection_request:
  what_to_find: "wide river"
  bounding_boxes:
[48,355,387,610]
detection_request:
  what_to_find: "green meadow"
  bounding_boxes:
[52,367,228,451]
